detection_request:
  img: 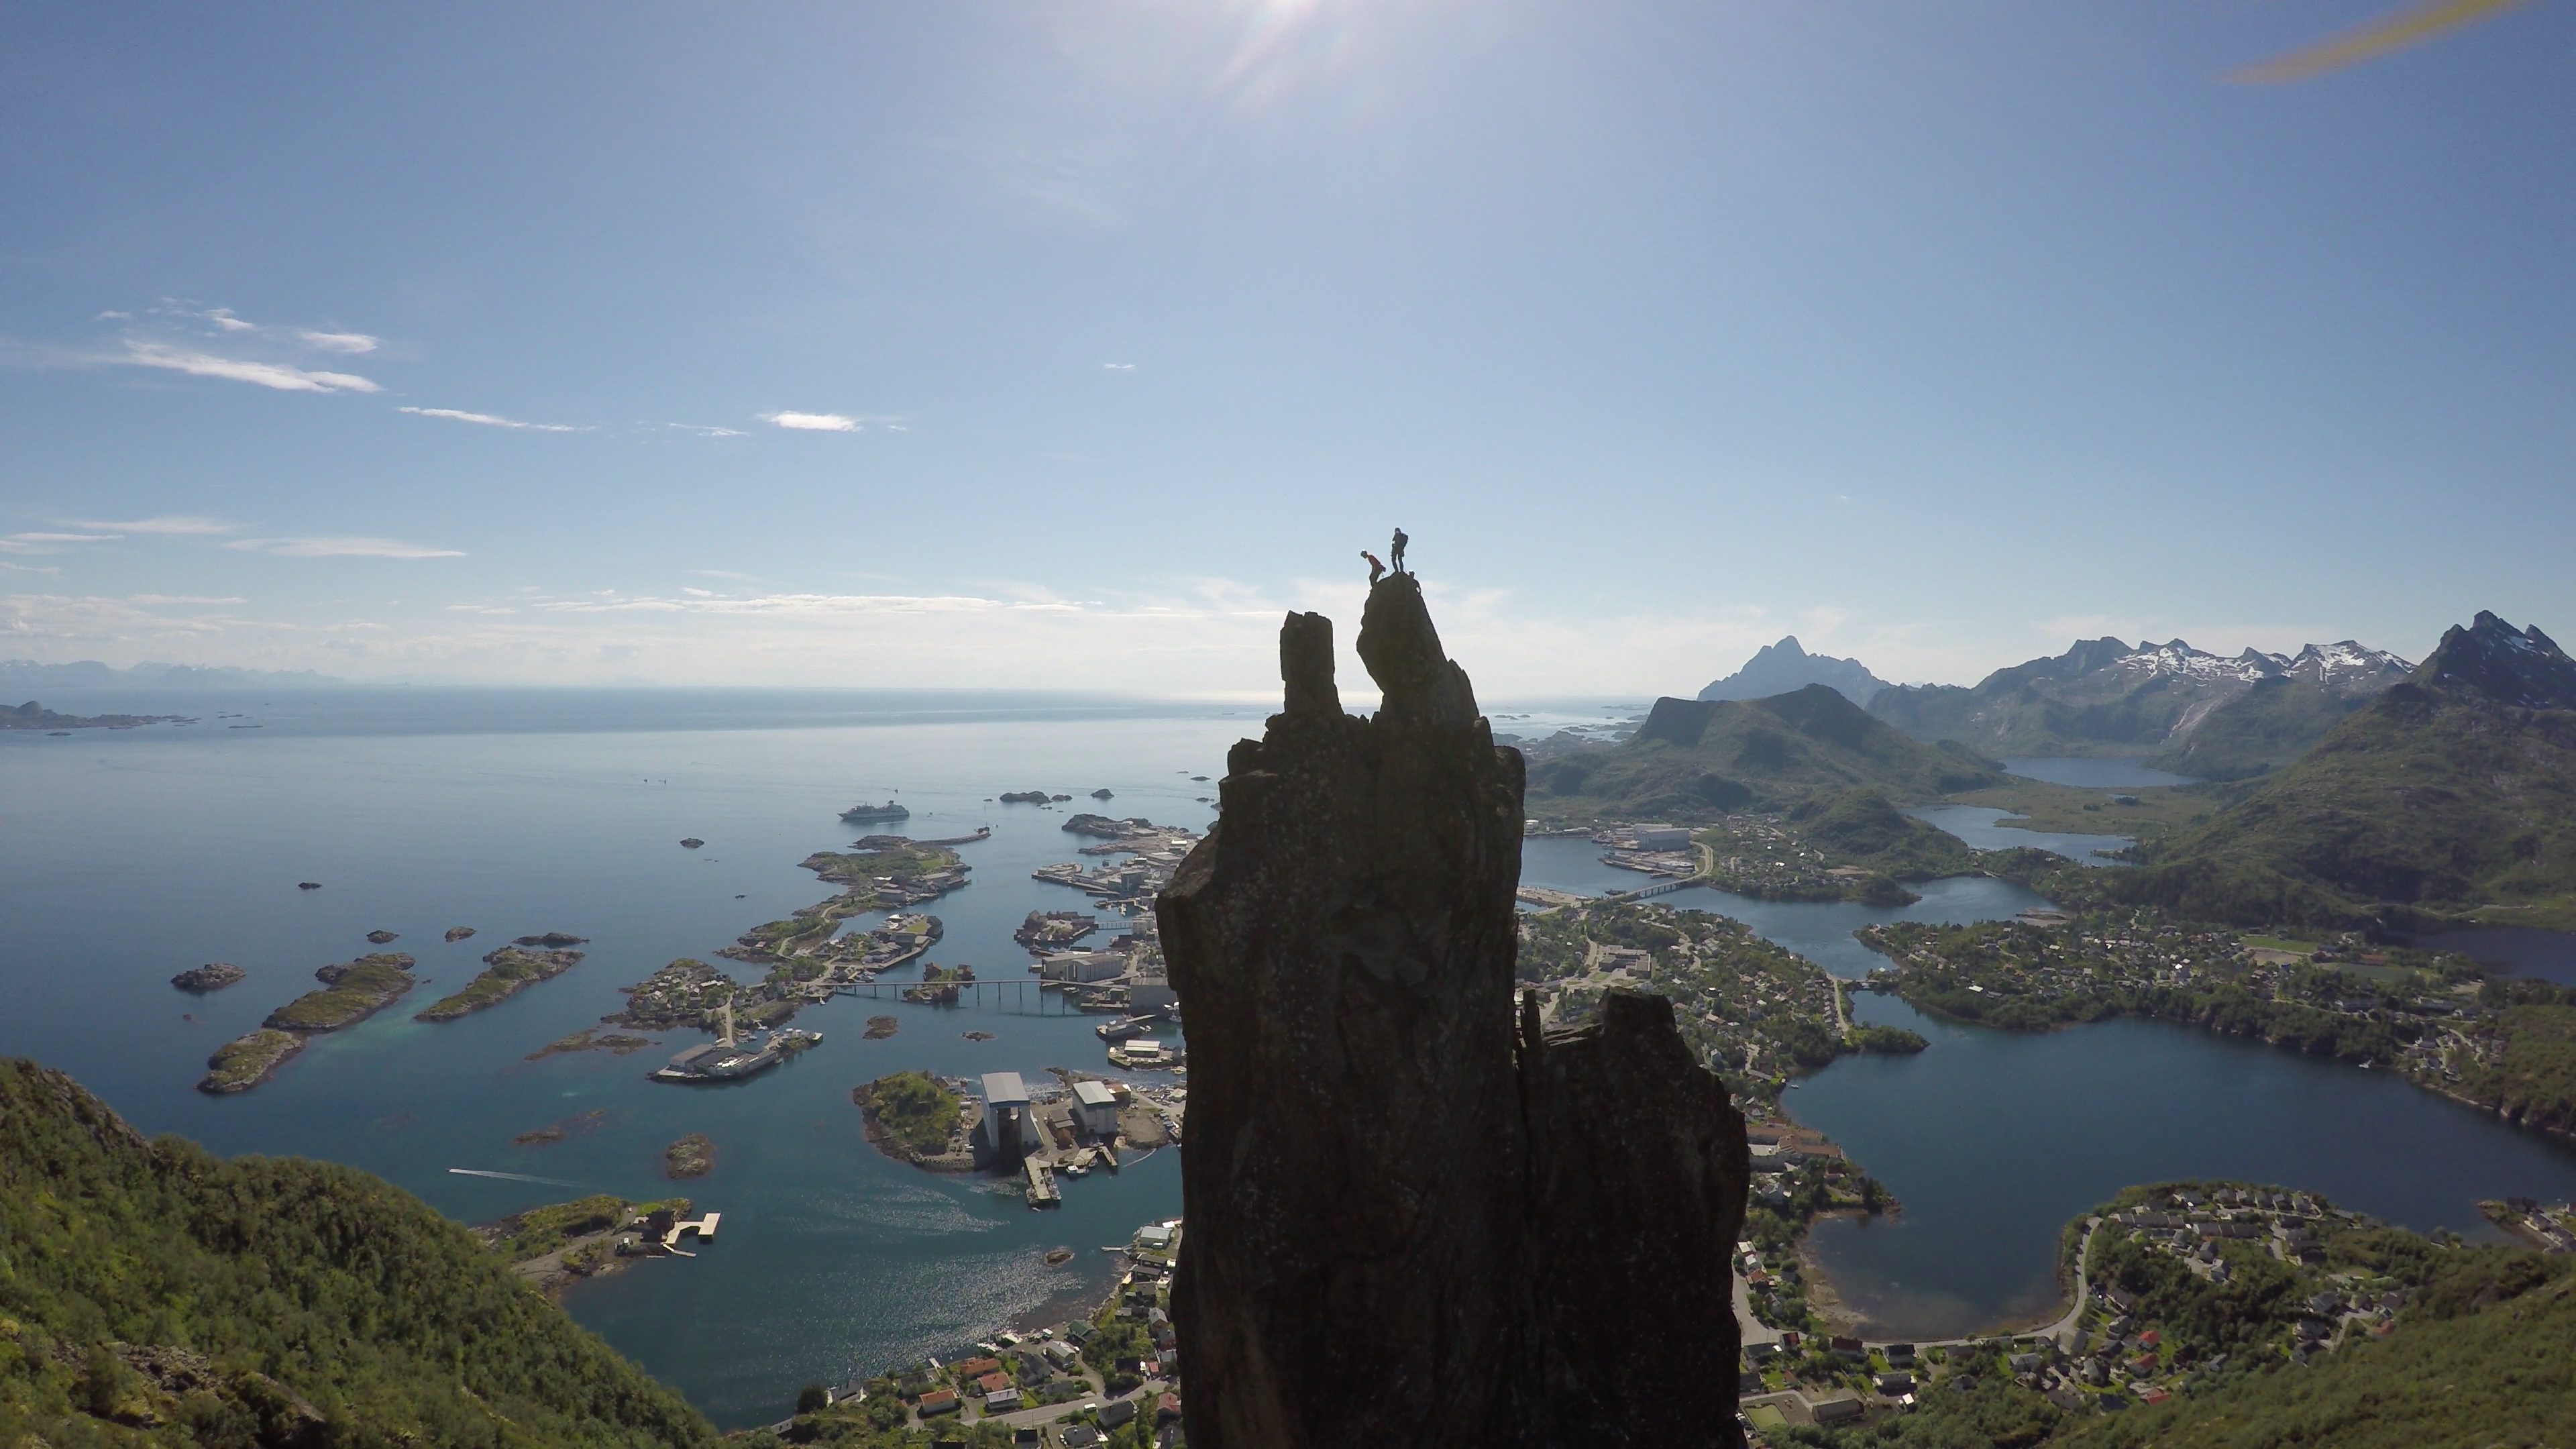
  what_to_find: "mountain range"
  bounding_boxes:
[1527,684,2006,820]
[2120,612,2576,928]
[1864,637,2413,777]
[1696,637,1888,707]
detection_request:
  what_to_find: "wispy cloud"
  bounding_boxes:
[296,330,379,354]
[164,303,381,355]
[398,405,584,433]
[761,411,863,432]
[62,515,239,535]
[0,531,120,555]
[1101,362,1136,371]
[664,422,747,438]
[127,594,248,605]
[117,340,380,394]
[223,536,464,559]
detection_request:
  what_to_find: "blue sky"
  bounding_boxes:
[3,2,2570,697]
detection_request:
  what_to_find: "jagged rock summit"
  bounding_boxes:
[1159,573,1749,1449]
[1697,634,1889,706]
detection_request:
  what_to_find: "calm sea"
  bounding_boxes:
[13,710,2576,1415]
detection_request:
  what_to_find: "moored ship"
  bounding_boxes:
[839,800,911,823]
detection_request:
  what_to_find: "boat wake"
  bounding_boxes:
[447,1167,587,1188]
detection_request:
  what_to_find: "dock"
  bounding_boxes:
[661,1212,722,1256]
[1024,1158,1061,1207]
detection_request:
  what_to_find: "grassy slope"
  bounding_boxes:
[0,1058,717,1448]
[2119,684,2576,928]
[1788,789,1980,879]
[2053,1262,2576,1449]
[2454,1002,2576,1137]
[1529,686,2005,821]
[2146,675,2372,782]
[264,955,417,1030]
[417,947,583,1022]
[855,1071,962,1159]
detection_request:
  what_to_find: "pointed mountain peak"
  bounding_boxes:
[1697,636,1885,706]
[2418,611,2576,710]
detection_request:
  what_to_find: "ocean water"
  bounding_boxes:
[1796,992,2576,1340]
[1,692,1249,1427]
[16,698,2575,1421]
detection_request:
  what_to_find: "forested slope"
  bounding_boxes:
[0,1059,718,1448]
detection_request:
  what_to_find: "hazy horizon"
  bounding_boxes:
[7,3,2570,697]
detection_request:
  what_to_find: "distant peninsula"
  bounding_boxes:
[5,699,184,731]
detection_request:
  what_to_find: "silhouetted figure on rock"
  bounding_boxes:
[1157,573,1750,1449]
[1362,549,1387,584]
[1391,525,1409,574]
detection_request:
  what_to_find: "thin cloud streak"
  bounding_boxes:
[398,406,584,433]
[223,536,465,559]
[116,341,380,394]
[64,515,239,535]
[0,531,119,555]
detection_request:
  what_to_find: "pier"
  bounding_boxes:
[1024,1158,1061,1207]
[661,1212,722,1256]
[830,979,1079,1016]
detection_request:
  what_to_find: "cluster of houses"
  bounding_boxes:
[815,1221,1187,1445]
[2495,1195,2576,1252]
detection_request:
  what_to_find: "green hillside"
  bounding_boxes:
[2145,674,2374,781]
[1789,789,1980,878]
[2051,1255,2576,1449]
[1527,685,2004,820]
[2118,615,2576,928]
[0,1058,718,1448]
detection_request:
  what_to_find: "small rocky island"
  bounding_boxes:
[478,1193,699,1297]
[198,953,417,1093]
[366,930,398,945]
[514,932,588,948]
[862,1016,900,1040]
[680,837,704,849]
[526,1027,657,1060]
[443,926,477,942]
[170,962,246,993]
[853,1071,975,1172]
[416,945,586,1022]
[998,789,1071,804]
[664,1134,714,1179]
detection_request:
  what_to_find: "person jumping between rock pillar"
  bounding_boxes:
[1362,550,1387,584]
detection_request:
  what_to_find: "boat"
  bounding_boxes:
[839,800,911,823]
[1095,1013,1168,1042]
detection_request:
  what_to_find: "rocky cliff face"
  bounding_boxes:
[1158,575,1748,1448]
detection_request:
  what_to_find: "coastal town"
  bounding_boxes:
[765,1218,1189,1445]
[1724,1178,2503,1443]
[1850,908,2562,1126]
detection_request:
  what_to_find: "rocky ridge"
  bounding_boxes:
[1157,574,1748,1448]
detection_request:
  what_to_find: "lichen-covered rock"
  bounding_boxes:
[1158,574,1748,1449]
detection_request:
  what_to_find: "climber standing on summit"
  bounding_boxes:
[1390,526,1409,576]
